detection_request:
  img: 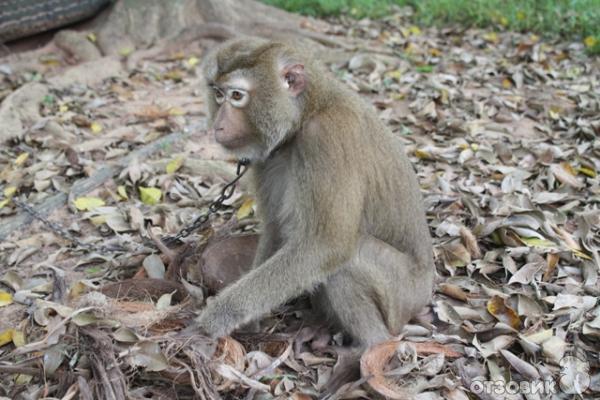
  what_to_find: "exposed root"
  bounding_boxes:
[81,328,128,400]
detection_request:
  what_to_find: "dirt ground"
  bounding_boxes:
[0,7,599,400]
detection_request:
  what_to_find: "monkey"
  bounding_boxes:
[194,36,434,372]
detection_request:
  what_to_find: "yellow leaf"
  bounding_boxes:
[4,186,16,197]
[90,122,103,134]
[386,69,402,81]
[40,57,61,66]
[408,25,421,36]
[119,47,133,56]
[560,161,577,176]
[500,17,509,27]
[168,107,185,116]
[69,281,86,299]
[166,156,184,174]
[483,32,499,44]
[15,374,32,384]
[59,104,69,113]
[11,330,25,347]
[470,143,479,151]
[415,149,432,159]
[502,78,512,89]
[516,10,526,21]
[0,199,9,209]
[236,197,255,220]
[164,70,183,81]
[117,185,128,200]
[487,295,521,329]
[571,248,592,260]
[171,51,185,60]
[87,33,97,42]
[186,56,199,67]
[520,237,556,248]
[429,48,442,57]
[577,166,596,178]
[404,42,419,54]
[584,36,598,48]
[139,187,162,205]
[89,215,107,225]
[0,329,13,347]
[73,196,106,211]
[14,152,29,166]
[0,291,13,307]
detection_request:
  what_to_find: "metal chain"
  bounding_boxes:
[160,158,250,246]
[11,197,128,254]
[12,158,251,253]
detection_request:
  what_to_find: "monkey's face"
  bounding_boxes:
[209,76,255,150]
[207,62,307,162]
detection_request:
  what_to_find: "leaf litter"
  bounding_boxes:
[0,9,599,400]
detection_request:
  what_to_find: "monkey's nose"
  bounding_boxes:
[205,128,222,136]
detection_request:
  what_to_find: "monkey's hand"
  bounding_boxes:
[193,296,243,338]
[193,242,352,338]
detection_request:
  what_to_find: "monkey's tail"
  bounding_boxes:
[319,347,362,399]
[321,344,416,400]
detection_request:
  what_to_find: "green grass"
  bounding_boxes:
[262,0,600,54]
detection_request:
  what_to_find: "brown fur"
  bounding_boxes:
[195,37,434,356]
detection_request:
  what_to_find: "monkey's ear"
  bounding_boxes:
[281,64,306,97]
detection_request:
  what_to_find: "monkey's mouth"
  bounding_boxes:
[213,129,251,149]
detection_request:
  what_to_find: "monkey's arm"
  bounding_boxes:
[196,147,362,337]
[195,240,354,337]
[251,220,281,268]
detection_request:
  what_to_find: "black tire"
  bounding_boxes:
[0,0,110,43]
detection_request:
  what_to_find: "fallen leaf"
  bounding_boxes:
[139,187,162,205]
[0,329,13,346]
[166,156,184,174]
[487,296,520,329]
[236,197,255,219]
[73,196,106,211]
[90,122,103,134]
[14,153,29,166]
[0,291,13,307]
[117,185,128,200]
[584,36,597,48]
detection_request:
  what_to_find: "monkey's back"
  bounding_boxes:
[325,82,433,271]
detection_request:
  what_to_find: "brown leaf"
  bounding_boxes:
[360,341,417,399]
[360,340,460,399]
[550,163,583,188]
[438,283,469,302]
[214,336,246,391]
[543,253,559,281]
[459,226,481,259]
[486,296,521,329]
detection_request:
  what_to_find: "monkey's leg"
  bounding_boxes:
[315,272,391,347]
[316,235,433,346]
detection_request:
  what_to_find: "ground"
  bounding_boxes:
[0,7,599,400]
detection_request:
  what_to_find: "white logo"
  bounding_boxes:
[468,354,591,396]
[558,355,590,394]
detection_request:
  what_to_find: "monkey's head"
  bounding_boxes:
[202,38,308,162]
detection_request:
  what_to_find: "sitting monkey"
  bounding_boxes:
[195,38,434,353]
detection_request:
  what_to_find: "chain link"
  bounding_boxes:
[12,158,251,253]
[11,197,128,254]
[160,158,250,246]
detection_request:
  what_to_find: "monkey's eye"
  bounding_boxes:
[231,90,243,101]
[228,89,249,108]
[214,88,225,104]
[285,73,295,86]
